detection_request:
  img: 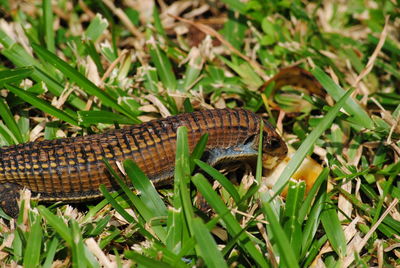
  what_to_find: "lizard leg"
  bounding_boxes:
[0,182,22,218]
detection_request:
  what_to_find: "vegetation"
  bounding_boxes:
[0,0,399,267]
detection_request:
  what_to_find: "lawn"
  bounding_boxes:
[0,0,399,267]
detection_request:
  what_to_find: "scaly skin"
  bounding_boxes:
[0,109,287,217]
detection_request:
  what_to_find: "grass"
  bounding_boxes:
[0,0,399,267]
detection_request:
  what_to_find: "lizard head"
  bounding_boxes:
[261,121,288,169]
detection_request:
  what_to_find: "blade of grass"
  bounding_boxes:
[0,30,86,109]
[84,14,109,42]
[192,217,228,268]
[192,173,269,268]
[262,201,300,267]
[103,159,167,242]
[99,229,121,250]
[42,0,55,53]
[88,215,111,236]
[70,220,88,267]
[194,159,241,205]
[189,133,208,172]
[220,0,246,15]
[42,237,59,268]
[372,166,400,224]
[320,201,347,257]
[311,66,374,129]
[298,168,329,223]
[300,185,327,259]
[152,6,167,37]
[5,84,79,126]
[0,98,24,143]
[148,42,177,91]
[97,185,185,265]
[283,181,305,259]
[23,217,42,268]
[37,206,72,246]
[181,48,203,91]
[0,121,19,145]
[123,159,168,217]
[31,43,137,120]
[99,185,134,222]
[77,110,137,126]
[302,235,328,267]
[175,126,195,231]
[255,119,299,267]
[271,87,355,197]
[165,126,195,254]
[81,192,119,224]
[101,161,151,219]
[0,67,34,87]
[124,251,175,268]
[337,188,400,236]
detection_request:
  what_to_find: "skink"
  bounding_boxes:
[0,108,287,217]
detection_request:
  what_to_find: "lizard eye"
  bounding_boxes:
[269,138,282,149]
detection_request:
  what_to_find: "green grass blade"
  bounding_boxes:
[0,30,86,109]
[85,14,109,42]
[123,159,168,217]
[283,181,305,259]
[301,188,326,259]
[70,220,89,268]
[192,173,269,268]
[257,117,298,266]
[77,110,138,126]
[272,87,355,197]
[220,0,246,14]
[311,66,374,129]
[194,159,241,205]
[23,217,42,267]
[189,133,208,172]
[284,181,305,220]
[0,121,19,145]
[298,168,329,223]
[81,191,119,224]
[102,159,167,242]
[42,0,55,52]
[88,215,111,236]
[302,235,328,267]
[0,67,34,87]
[99,185,135,222]
[372,167,400,224]
[175,126,195,230]
[31,43,136,119]
[42,237,59,268]
[166,126,195,254]
[37,206,73,246]
[0,98,24,143]
[152,6,167,37]
[149,43,177,91]
[262,201,299,267]
[101,161,151,219]
[192,217,228,268]
[320,201,347,257]
[99,191,171,251]
[124,251,175,268]
[181,48,203,91]
[5,84,79,126]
